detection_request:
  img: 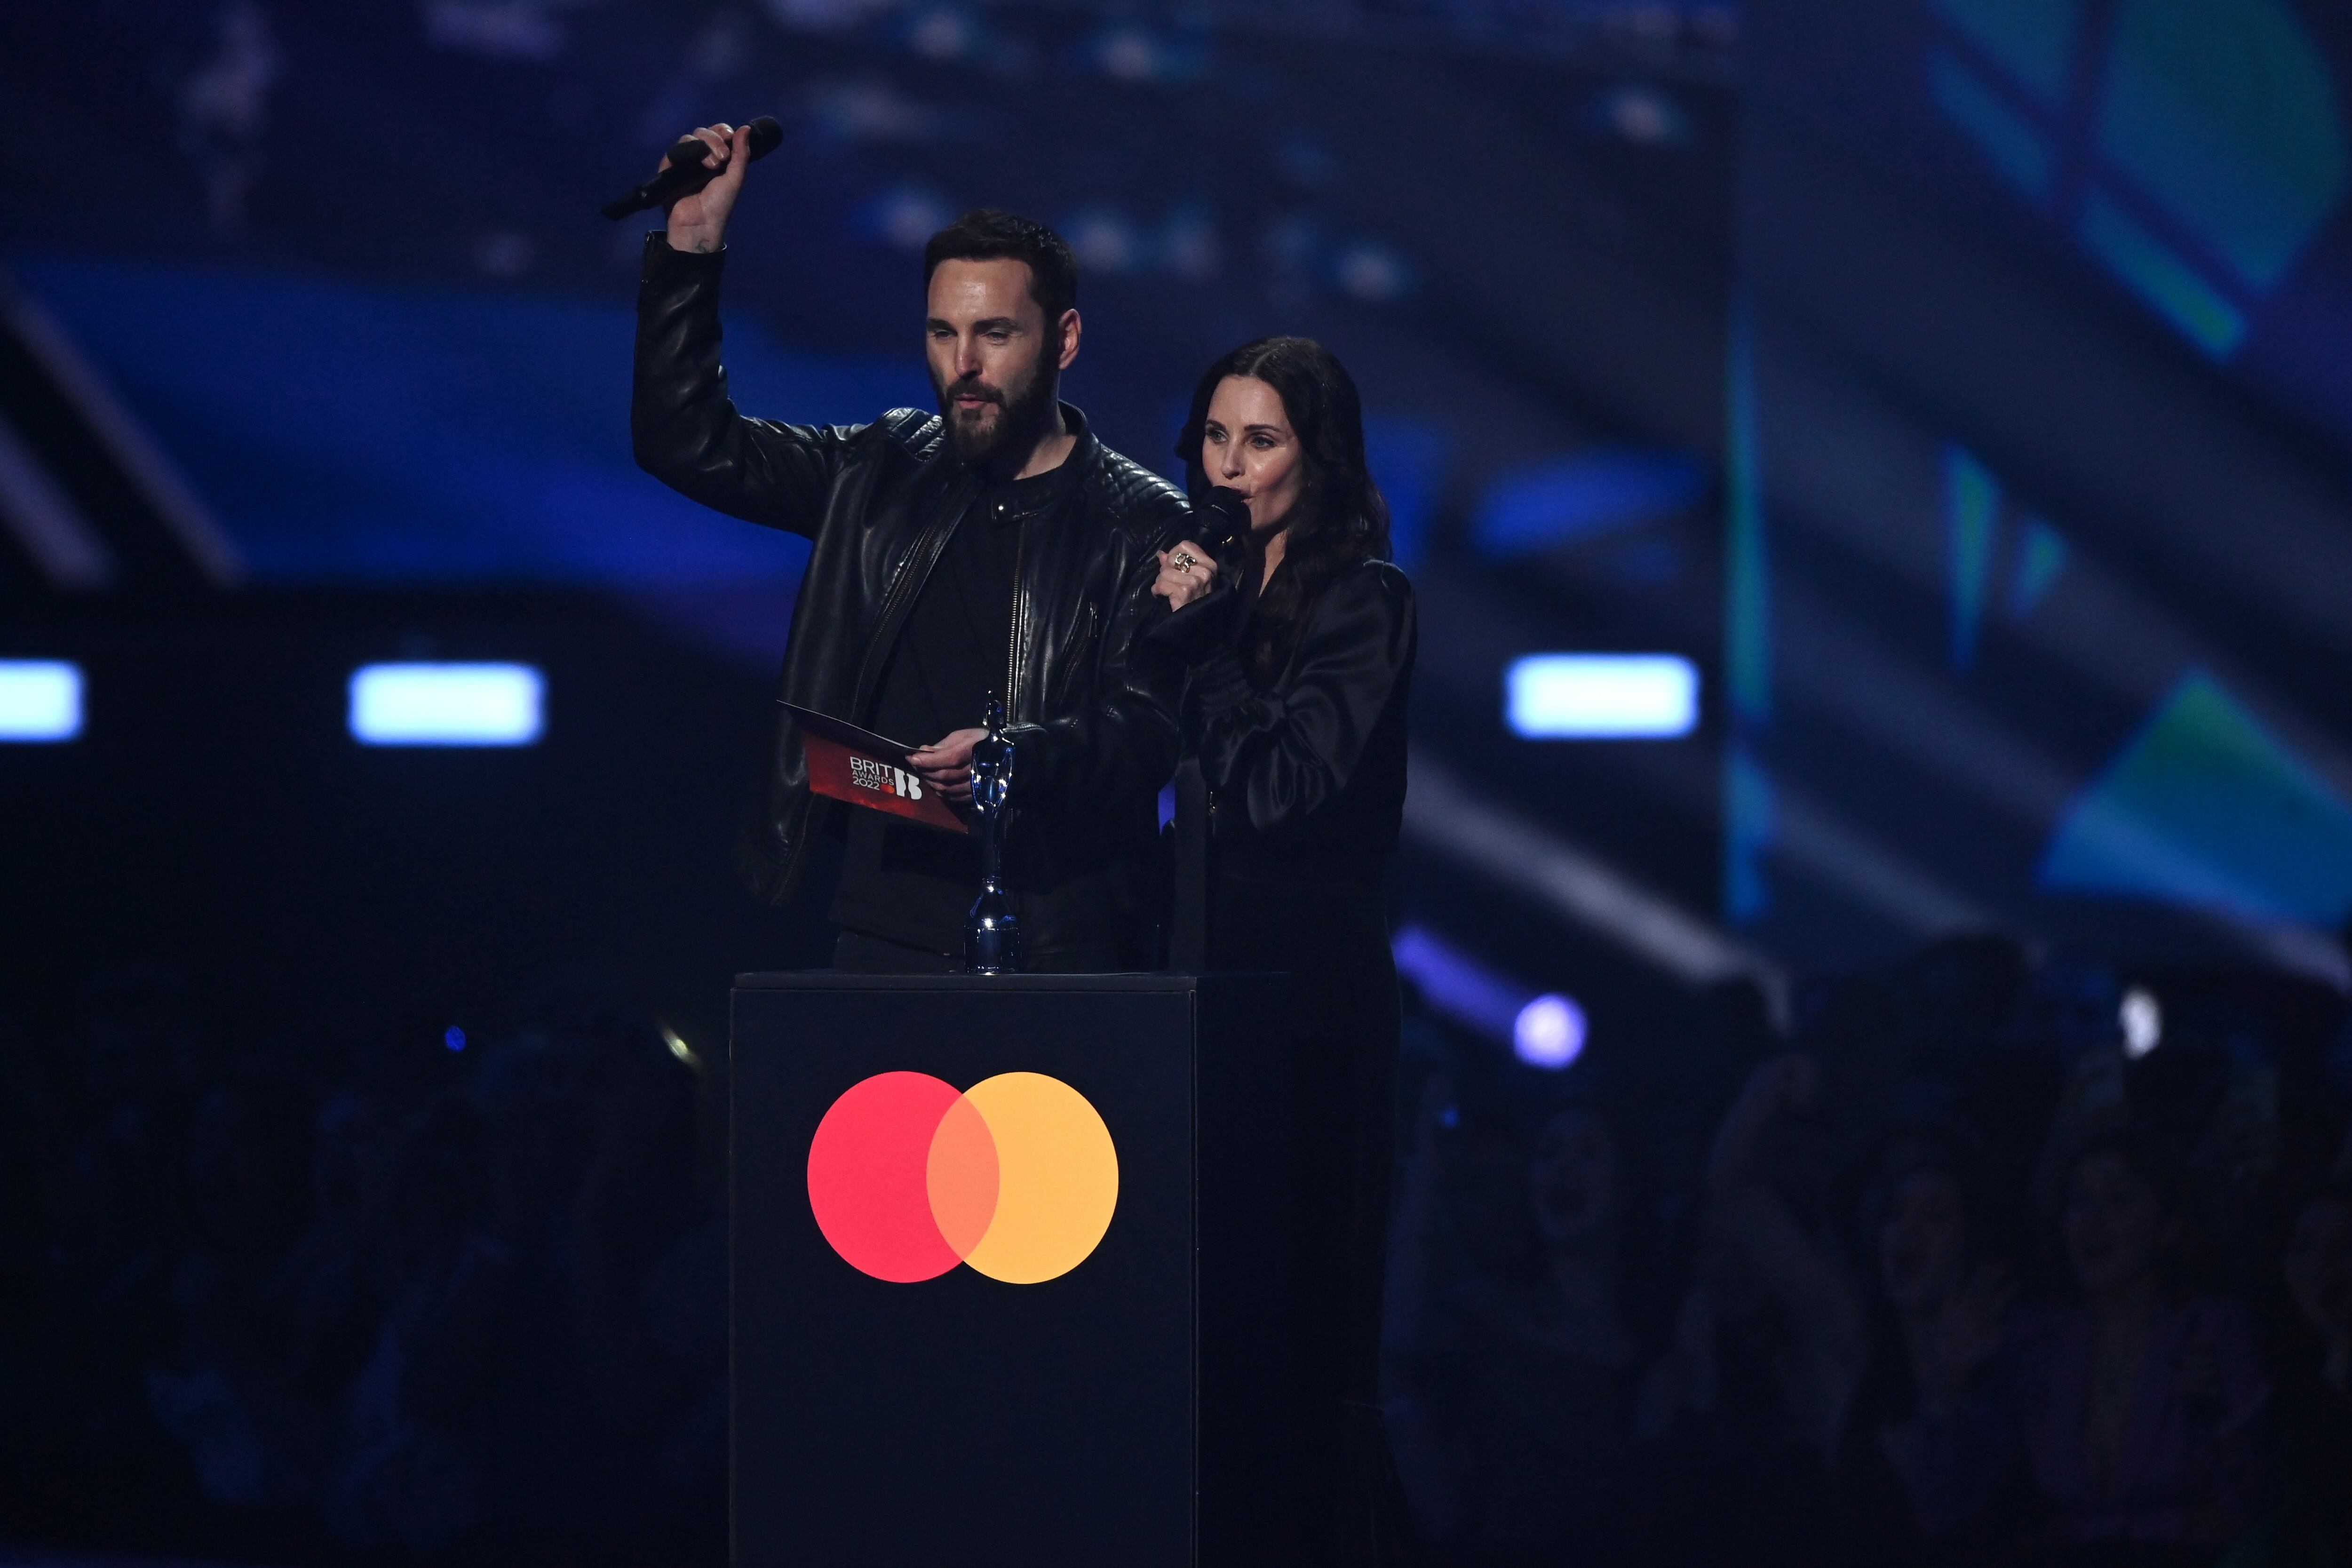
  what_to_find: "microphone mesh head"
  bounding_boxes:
[1200,487,1252,547]
[747,116,784,159]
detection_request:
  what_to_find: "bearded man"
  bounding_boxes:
[632,123,1186,972]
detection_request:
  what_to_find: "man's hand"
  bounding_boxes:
[909,728,988,804]
[1152,540,1220,609]
[663,123,753,256]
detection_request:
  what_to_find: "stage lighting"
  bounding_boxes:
[349,663,543,746]
[1392,923,1589,1070]
[1513,994,1587,1069]
[1507,654,1698,738]
[662,1024,703,1071]
[0,660,82,742]
[2120,986,2162,1059]
[1391,923,1524,1040]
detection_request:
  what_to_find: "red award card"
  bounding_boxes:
[783,702,969,835]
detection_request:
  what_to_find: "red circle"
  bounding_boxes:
[805,1071,963,1282]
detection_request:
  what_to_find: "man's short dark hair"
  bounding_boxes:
[923,209,1078,324]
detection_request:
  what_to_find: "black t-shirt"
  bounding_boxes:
[826,463,1053,952]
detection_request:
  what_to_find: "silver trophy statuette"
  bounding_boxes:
[963,698,1019,974]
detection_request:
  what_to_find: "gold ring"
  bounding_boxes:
[1171,549,1199,570]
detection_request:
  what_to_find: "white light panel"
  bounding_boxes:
[1507,653,1698,739]
[350,663,543,747]
[0,660,83,742]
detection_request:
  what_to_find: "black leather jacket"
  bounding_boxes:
[630,235,1189,934]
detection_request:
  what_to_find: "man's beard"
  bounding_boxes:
[935,359,1058,470]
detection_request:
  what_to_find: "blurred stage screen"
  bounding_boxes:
[1734,0,2352,981]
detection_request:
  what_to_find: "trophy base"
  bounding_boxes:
[964,892,1021,975]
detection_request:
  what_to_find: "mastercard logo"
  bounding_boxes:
[805,1071,1118,1284]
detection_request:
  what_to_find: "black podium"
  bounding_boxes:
[730,972,1295,1566]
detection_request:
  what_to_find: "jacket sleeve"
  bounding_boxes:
[1191,562,1414,833]
[1002,496,1188,808]
[631,233,861,538]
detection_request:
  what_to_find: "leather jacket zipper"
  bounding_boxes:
[1063,603,1097,675]
[1003,510,1028,716]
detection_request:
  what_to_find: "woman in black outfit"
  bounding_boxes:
[1145,336,1416,1564]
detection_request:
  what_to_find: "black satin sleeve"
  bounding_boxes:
[1190,560,1415,834]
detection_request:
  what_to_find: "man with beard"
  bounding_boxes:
[632,122,1186,971]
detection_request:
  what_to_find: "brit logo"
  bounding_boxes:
[849,756,923,801]
[789,704,965,833]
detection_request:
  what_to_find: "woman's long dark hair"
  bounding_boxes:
[1176,337,1391,681]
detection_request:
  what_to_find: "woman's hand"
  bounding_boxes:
[1151,541,1220,609]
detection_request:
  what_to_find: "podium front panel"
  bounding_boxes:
[730,972,1289,1567]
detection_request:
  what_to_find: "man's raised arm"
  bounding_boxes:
[629,121,858,539]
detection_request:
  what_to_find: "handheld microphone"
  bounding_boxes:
[1194,486,1253,549]
[600,117,782,220]
[1154,486,1254,632]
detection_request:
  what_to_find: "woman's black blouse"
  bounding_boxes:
[1156,557,1415,884]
